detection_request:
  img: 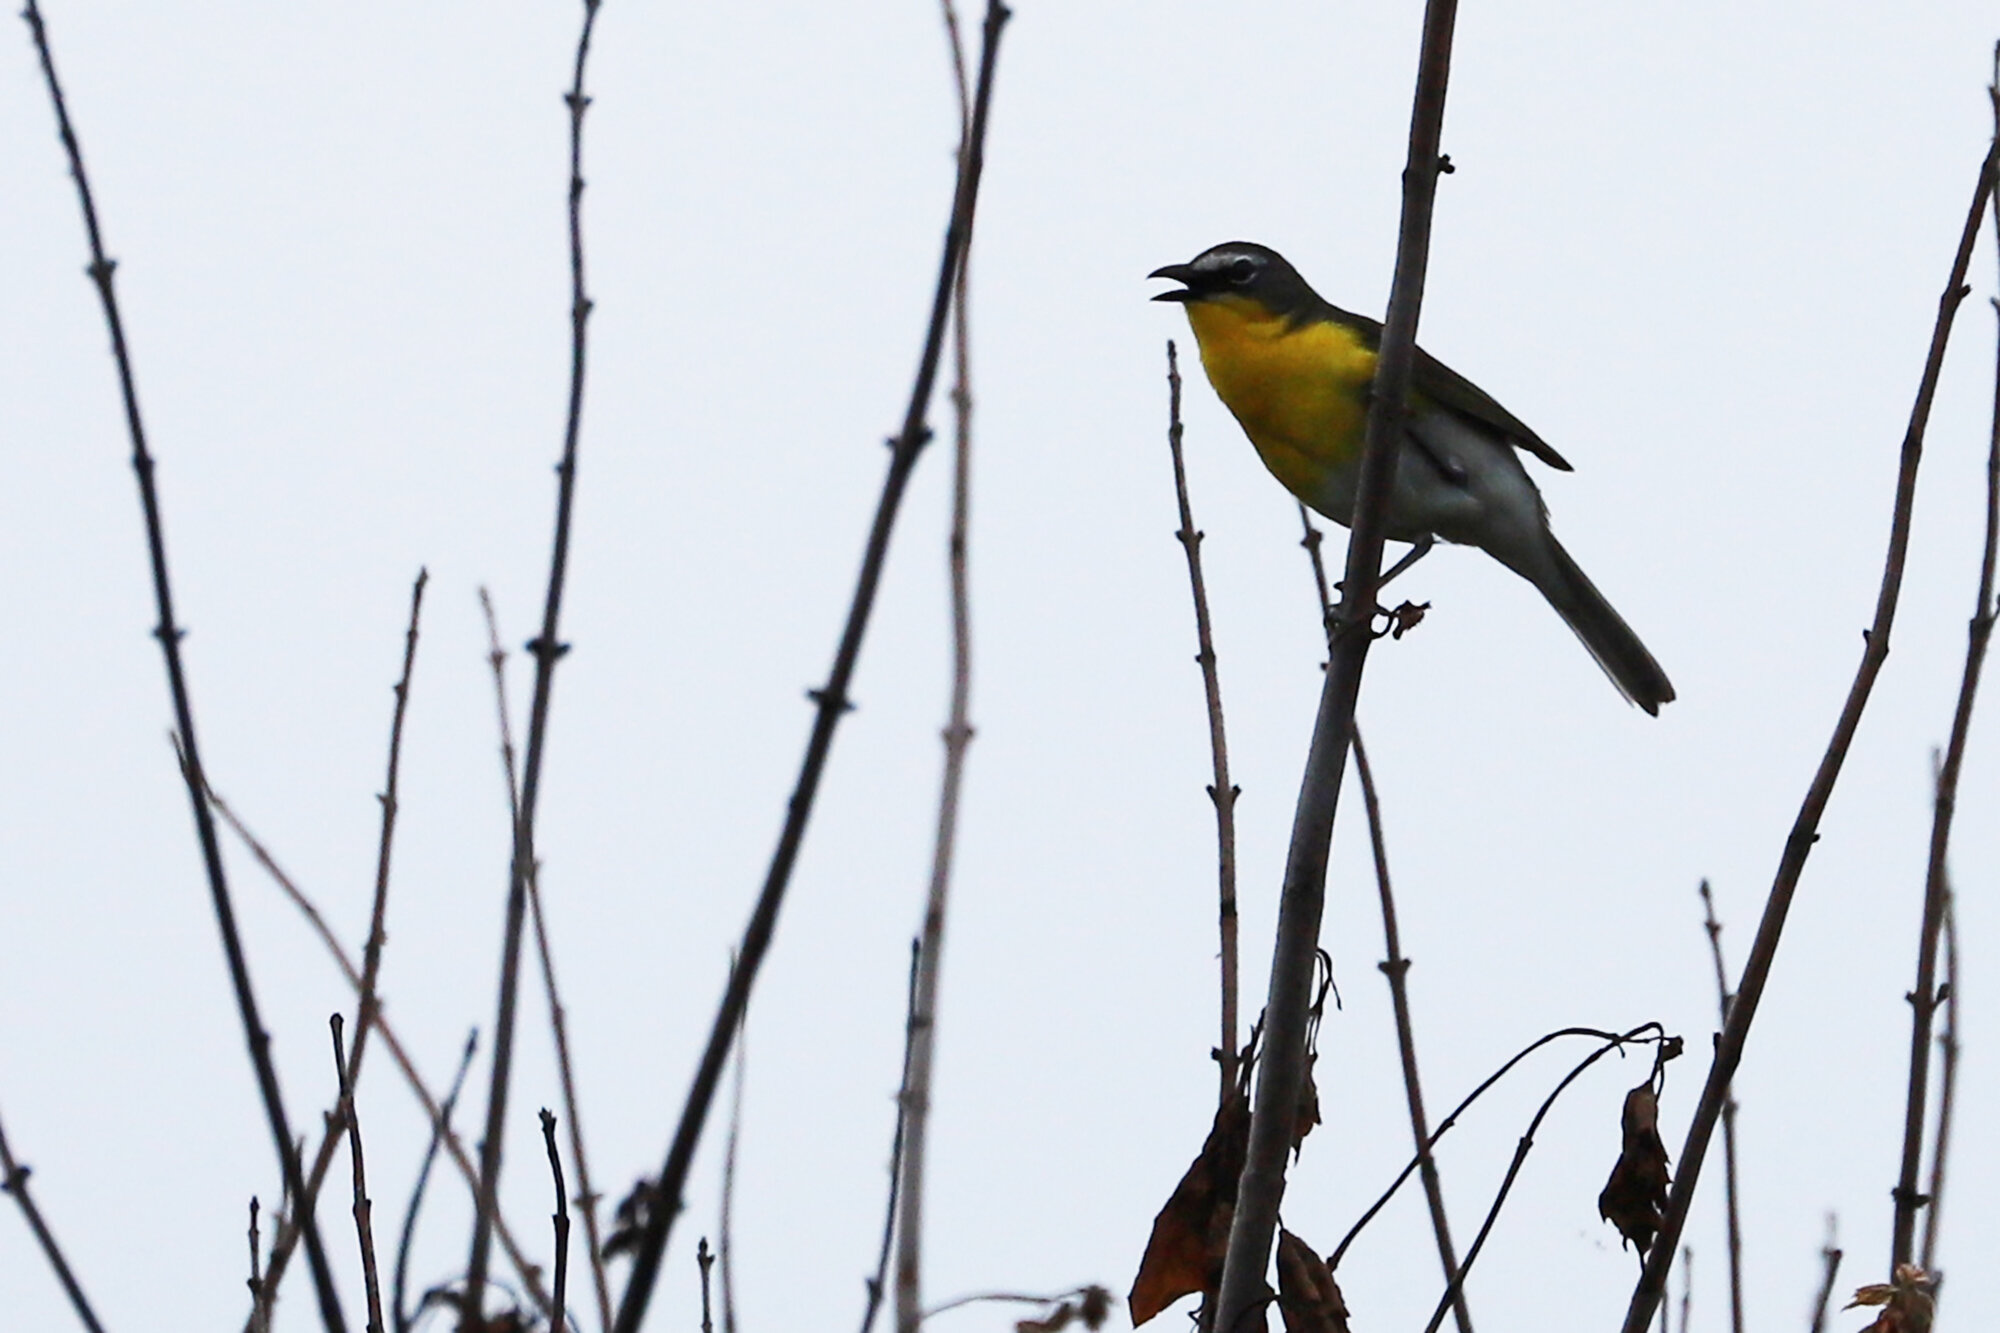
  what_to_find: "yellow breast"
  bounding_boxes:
[1184,296,1378,503]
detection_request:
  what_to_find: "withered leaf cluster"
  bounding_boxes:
[1845,1264,1935,1333]
[1275,1229,1351,1333]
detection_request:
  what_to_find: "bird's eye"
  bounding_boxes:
[1226,257,1257,285]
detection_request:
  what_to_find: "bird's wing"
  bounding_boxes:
[1321,304,1575,474]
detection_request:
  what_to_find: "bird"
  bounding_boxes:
[1150,241,1674,714]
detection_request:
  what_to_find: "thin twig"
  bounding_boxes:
[467,0,606,1314]
[1351,731,1470,1333]
[395,1032,479,1333]
[698,1239,716,1333]
[609,10,1010,1328]
[480,591,613,1331]
[720,1008,743,1333]
[1328,1023,1667,1268]
[1696,881,1744,1333]
[1893,83,2000,1269]
[1215,3,1461,1325]
[895,13,979,1325]
[1165,339,1241,1102]
[1421,1033,1672,1333]
[1676,1248,1692,1333]
[0,1106,106,1333]
[1809,1217,1842,1333]
[1919,893,1959,1274]
[1622,134,2000,1333]
[250,1197,268,1333]
[332,1016,388,1333]
[19,5,346,1325]
[208,795,555,1324]
[540,1110,572,1333]
[861,941,922,1333]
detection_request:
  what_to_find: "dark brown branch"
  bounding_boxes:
[0,1106,106,1333]
[539,1110,572,1333]
[720,1009,742,1333]
[1622,135,2000,1333]
[1213,3,1461,1325]
[1808,1218,1842,1333]
[1695,882,1744,1333]
[1892,97,2000,1267]
[1351,731,1470,1333]
[861,941,922,1333]
[697,1238,716,1333]
[466,0,605,1315]
[1165,340,1242,1102]
[1919,895,1959,1274]
[395,1032,479,1333]
[331,1016,388,1333]
[608,9,1010,1327]
[19,5,346,1325]
[478,591,613,1330]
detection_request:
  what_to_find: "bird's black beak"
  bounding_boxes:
[1149,262,1197,302]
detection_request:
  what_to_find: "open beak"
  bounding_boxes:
[1148,262,1197,301]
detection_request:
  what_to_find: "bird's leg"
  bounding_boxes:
[1375,533,1435,588]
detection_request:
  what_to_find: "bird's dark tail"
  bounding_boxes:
[1525,534,1675,715]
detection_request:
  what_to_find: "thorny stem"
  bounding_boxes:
[1351,732,1470,1333]
[21,5,346,1325]
[1214,2,1461,1325]
[1696,881,1744,1333]
[466,0,605,1318]
[609,9,1010,1328]
[1622,134,2000,1333]
[1165,340,1242,1102]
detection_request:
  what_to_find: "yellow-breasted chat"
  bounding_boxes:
[1150,241,1674,715]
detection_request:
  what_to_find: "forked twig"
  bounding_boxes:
[1622,131,2000,1333]
[467,0,607,1314]
[1165,340,1242,1102]
[331,1016,388,1333]
[394,1032,479,1333]
[1215,2,1462,1322]
[20,5,345,1325]
[539,1110,573,1333]
[0,1107,106,1333]
[609,9,1011,1327]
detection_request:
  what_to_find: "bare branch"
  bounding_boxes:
[331,1016,388,1333]
[1696,882,1744,1333]
[0,1106,106,1333]
[1215,2,1462,1324]
[1623,133,2000,1333]
[540,1111,572,1333]
[19,5,345,1324]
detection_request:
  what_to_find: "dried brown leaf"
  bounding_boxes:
[1844,1265,1934,1333]
[1128,1092,1249,1326]
[1597,1083,1671,1256]
[1274,1229,1350,1333]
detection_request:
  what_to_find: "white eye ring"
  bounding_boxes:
[1226,256,1257,285]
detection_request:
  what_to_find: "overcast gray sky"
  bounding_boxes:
[4,4,1998,1330]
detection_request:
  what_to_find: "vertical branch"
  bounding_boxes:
[479,592,614,1332]
[860,941,922,1333]
[18,6,347,1327]
[332,1016,388,1333]
[539,1111,572,1333]
[1695,882,1744,1333]
[1891,87,2000,1266]
[610,8,1010,1327]
[719,1011,743,1333]
[0,1108,106,1333]
[1214,2,1461,1325]
[1623,136,1999,1333]
[697,1239,716,1333]
[1809,1218,1842,1333]
[1918,896,1959,1274]
[1351,732,1471,1333]
[1164,340,1242,1100]
[395,1033,480,1333]
[895,11,979,1325]
[466,0,605,1314]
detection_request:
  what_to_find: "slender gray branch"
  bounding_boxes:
[1696,881,1744,1333]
